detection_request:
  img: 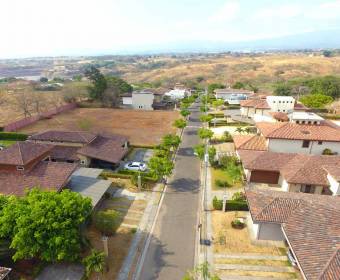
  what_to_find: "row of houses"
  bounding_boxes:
[231,96,340,279]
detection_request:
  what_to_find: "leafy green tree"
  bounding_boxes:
[40,77,48,83]
[304,76,340,98]
[106,76,133,93]
[0,189,92,262]
[92,210,122,236]
[323,50,333,57]
[194,144,205,160]
[208,83,225,94]
[232,81,245,89]
[274,83,292,96]
[84,66,107,100]
[244,127,252,134]
[200,106,208,113]
[148,156,174,180]
[161,134,181,150]
[200,115,213,123]
[72,75,83,81]
[212,99,224,110]
[208,146,216,165]
[173,119,187,129]
[83,250,106,280]
[180,109,191,118]
[198,128,214,140]
[299,94,333,108]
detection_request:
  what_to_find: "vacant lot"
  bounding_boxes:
[19,108,179,146]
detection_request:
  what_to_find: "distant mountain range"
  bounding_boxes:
[116,29,340,55]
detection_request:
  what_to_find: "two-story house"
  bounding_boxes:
[256,121,340,155]
[214,88,253,105]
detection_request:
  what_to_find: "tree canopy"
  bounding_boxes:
[299,94,333,109]
[84,66,107,100]
[173,119,187,129]
[208,83,225,94]
[198,128,214,140]
[0,189,92,262]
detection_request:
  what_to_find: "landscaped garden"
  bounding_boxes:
[211,156,244,190]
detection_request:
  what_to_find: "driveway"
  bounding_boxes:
[138,101,201,280]
[35,263,84,280]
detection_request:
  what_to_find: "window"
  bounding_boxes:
[283,109,285,112]
[16,166,25,171]
[303,185,313,193]
[318,141,323,145]
[302,140,310,148]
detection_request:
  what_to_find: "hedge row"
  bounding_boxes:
[212,196,249,211]
[0,132,28,141]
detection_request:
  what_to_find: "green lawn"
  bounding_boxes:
[0,140,16,147]
[211,160,244,190]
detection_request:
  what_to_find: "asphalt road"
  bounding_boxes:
[138,101,202,280]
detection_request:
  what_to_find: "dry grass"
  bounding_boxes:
[215,258,290,266]
[18,108,179,146]
[109,178,138,192]
[212,211,285,255]
[216,270,298,279]
[119,54,340,91]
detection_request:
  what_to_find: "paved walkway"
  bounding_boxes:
[137,102,202,280]
[215,264,295,273]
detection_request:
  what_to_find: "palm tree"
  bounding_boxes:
[236,127,244,134]
[83,250,106,280]
[244,127,252,134]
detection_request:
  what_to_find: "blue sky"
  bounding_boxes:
[1,0,340,58]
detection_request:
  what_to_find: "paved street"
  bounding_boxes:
[138,101,202,280]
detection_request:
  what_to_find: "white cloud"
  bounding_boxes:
[252,4,302,20]
[209,0,240,22]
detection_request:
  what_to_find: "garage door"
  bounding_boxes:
[250,170,280,184]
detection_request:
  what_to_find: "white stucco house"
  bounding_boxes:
[237,149,340,196]
[240,96,308,120]
[122,90,155,110]
[256,121,340,155]
[246,189,340,280]
[214,88,253,105]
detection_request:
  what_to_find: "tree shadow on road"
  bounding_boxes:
[167,178,200,193]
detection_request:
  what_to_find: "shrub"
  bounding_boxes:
[322,148,334,155]
[215,179,231,188]
[222,131,233,142]
[0,132,28,141]
[232,192,246,202]
[212,196,223,210]
[231,218,246,229]
[225,200,249,211]
[92,210,122,236]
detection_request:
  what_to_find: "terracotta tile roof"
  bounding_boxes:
[323,165,340,181]
[78,135,128,164]
[240,99,270,109]
[238,150,340,186]
[257,122,340,142]
[29,130,97,144]
[238,150,295,171]
[246,189,340,280]
[50,146,80,162]
[0,142,52,166]
[0,161,77,196]
[269,112,289,122]
[0,267,11,280]
[319,250,340,280]
[233,135,267,151]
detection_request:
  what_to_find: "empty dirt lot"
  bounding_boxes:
[19,108,179,146]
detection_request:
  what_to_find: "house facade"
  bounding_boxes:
[256,122,340,155]
[122,90,155,110]
[240,96,308,120]
[238,150,340,196]
[246,189,340,280]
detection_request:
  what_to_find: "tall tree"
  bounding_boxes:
[84,66,107,100]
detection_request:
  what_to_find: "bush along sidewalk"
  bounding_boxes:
[212,192,249,211]
[0,132,28,141]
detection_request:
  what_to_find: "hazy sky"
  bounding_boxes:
[1,0,340,58]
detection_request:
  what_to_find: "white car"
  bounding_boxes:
[124,162,147,172]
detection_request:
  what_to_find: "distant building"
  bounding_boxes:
[214,88,253,105]
[122,90,155,110]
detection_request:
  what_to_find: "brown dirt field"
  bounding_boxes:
[19,108,180,146]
